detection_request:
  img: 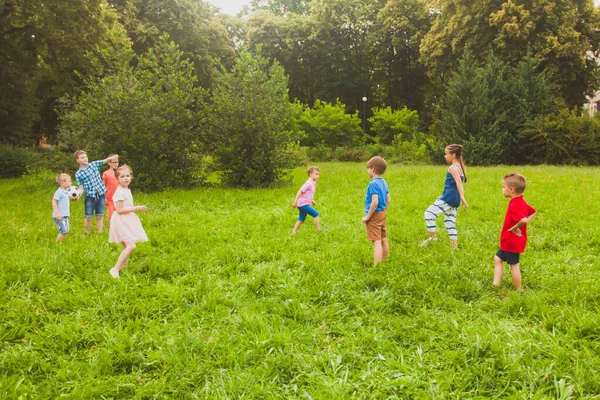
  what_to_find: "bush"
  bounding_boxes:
[299,100,364,149]
[0,145,29,178]
[520,109,600,165]
[209,50,301,188]
[0,145,78,179]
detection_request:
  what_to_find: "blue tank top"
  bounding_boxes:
[438,165,464,207]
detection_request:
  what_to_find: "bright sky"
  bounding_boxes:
[206,0,249,16]
[204,0,600,16]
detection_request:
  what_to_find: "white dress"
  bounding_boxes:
[109,187,148,243]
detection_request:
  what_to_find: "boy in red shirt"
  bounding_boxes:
[493,173,536,290]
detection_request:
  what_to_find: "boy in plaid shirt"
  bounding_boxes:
[74,150,119,234]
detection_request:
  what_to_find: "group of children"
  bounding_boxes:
[291,144,536,290]
[52,145,535,289]
[52,151,148,278]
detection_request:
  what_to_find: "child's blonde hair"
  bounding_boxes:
[307,166,320,176]
[56,173,70,186]
[115,164,133,180]
[366,156,387,175]
[503,173,527,194]
[73,150,86,160]
[446,144,467,183]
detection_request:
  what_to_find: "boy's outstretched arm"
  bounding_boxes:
[102,154,119,164]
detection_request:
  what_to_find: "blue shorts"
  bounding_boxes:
[85,194,106,218]
[496,249,520,265]
[53,217,70,234]
[298,205,319,222]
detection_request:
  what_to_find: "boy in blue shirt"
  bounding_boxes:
[52,173,72,242]
[362,156,392,265]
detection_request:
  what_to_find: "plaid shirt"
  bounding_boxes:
[75,160,106,199]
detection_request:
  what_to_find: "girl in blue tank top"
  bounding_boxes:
[421,144,468,249]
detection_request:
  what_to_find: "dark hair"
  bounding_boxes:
[503,173,527,194]
[367,156,387,175]
[446,144,467,183]
[307,166,320,176]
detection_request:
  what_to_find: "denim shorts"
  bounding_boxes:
[53,217,70,234]
[298,205,319,222]
[85,194,106,218]
[496,249,520,265]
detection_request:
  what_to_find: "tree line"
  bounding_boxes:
[1,0,600,188]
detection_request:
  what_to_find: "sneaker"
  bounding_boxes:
[109,267,120,278]
[419,237,438,247]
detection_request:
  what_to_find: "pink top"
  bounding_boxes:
[297,178,316,207]
[103,169,118,201]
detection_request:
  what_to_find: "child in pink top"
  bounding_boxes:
[291,166,321,234]
[102,154,119,221]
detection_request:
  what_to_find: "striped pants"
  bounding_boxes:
[424,199,458,240]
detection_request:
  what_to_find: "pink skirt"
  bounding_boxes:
[109,212,148,243]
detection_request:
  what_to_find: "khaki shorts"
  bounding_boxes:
[366,210,387,241]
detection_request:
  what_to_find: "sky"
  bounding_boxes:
[204,0,600,16]
[206,0,249,16]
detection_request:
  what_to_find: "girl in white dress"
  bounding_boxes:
[109,164,148,278]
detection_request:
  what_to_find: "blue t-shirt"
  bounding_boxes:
[438,165,464,208]
[53,188,70,218]
[364,178,389,214]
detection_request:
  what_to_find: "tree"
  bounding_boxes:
[421,0,600,108]
[108,0,236,88]
[370,0,432,116]
[0,0,130,145]
[208,50,300,188]
[58,36,206,192]
[248,0,311,15]
[435,51,555,165]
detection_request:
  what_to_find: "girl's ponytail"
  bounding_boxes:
[447,144,467,183]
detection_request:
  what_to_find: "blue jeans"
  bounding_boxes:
[53,217,70,234]
[298,205,319,222]
[85,194,106,218]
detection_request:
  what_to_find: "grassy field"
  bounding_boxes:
[1,163,600,399]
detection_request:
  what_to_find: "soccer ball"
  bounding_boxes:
[67,186,82,201]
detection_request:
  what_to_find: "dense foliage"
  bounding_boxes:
[58,37,207,192]
[3,0,600,183]
[208,51,300,187]
[435,52,556,165]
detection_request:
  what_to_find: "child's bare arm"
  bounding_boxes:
[362,194,379,223]
[291,189,303,207]
[52,199,62,220]
[115,200,147,215]
[450,166,467,210]
[102,154,119,164]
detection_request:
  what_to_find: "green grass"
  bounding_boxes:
[1,163,600,399]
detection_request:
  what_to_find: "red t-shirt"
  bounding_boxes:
[102,169,118,201]
[500,195,536,253]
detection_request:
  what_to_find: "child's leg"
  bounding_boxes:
[84,217,92,234]
[113,242,136,272]
[381,238,389,260]
[444,207,458,248]
[424,204,440,238]
[493,255,504,286]
[96,216,104,233]
[510,264,522,290]
[372,240,383,265]
[313,216,321,231]
[56,233,67,242]
[292,220,303,234]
